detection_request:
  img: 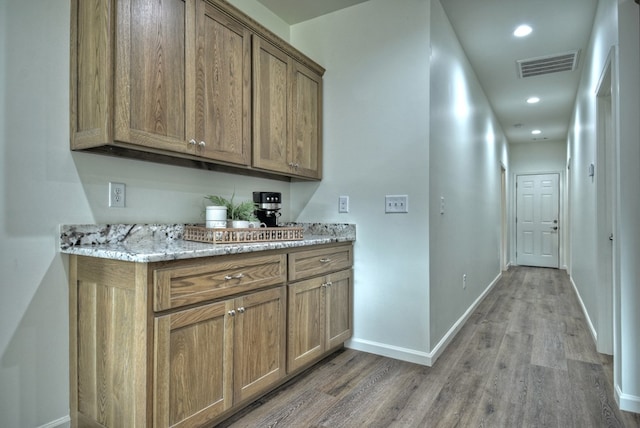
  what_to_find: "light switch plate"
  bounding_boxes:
[339,196,349,213]
[385,195,408,213]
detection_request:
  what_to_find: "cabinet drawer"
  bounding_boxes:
[154,254,286,311]
[288,244,353,282]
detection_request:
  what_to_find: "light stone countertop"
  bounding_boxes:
[59,223,355,263]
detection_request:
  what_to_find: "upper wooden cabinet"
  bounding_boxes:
[253,37,323,179]
[195,1,251,165]
[70,0,323,179]
[112,0,193,157]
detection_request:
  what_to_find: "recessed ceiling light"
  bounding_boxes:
[531,129,542,135]
[527,96,540,104]
[514,25,533,37]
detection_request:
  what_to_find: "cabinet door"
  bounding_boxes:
[114,0,195,154]
[326,269,353,350]
[195,2,251,165]
[290,61,322,179]
[154,299,234,428]
[287,276,325,372]
[252,36,291,175]
[70,0,113,148]
[234,286,287,403]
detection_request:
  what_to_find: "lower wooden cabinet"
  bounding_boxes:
[154,299,234,428]
[232,286,287,403]
[153,286,286,427]
[287,269,353,372]
[69,242,352,428]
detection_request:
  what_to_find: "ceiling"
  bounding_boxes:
[257,0,599,144]
[257,0,369,25]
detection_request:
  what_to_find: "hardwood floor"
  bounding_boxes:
[219,266,640,427]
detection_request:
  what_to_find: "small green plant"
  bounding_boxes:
[204,193,257,222]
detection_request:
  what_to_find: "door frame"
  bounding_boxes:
[594,47,617,355]
[514,172,563,268]
[500,163,508,271]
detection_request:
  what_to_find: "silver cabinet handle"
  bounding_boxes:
[319,258,331,263]
[199,141,206,147]
[189,139,197,145]
[237,307,245,313]
[224,273,245,281]
[228,310,236,317]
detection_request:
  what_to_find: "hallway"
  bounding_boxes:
[221,267,640,427]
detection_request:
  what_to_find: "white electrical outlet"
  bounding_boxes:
[339,196,349,213]
[109,182,126,208]
[385,195,409,213]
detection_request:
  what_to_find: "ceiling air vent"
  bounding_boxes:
[517,50,580,78]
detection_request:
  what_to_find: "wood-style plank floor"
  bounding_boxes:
[219,266,640,427]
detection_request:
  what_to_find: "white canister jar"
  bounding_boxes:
[206,206,227,222]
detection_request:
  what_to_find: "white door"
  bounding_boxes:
[516,174,560,268]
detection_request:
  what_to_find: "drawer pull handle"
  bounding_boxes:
[319,258,331,263]
[228,310,236,317]
[224,273,245,281]
[237,307,246,313]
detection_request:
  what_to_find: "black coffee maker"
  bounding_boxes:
[253,192,282,227]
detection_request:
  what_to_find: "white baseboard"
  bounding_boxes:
[38,415,70,428]
[428,271,502,364]
[616,384,640,414]
[346,338,433,366]
[569,275,598,343]
[347,271,503,367]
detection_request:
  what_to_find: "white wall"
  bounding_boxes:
[567,0,640,412]
[0,1,291,426]
[428,0,509,350]
[615,0,640,410]
[510,140,567,173]
[288,0,432,363]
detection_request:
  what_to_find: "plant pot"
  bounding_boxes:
[229,220,250,228]
[206,205,227,221]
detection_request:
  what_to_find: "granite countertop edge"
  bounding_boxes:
[59,223,356,263]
